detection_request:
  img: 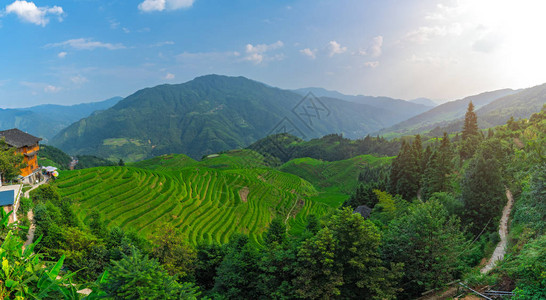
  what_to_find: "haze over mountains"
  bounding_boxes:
[379,83,546,137]
[0,97,122,141]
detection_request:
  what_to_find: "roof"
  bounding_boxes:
[354,205,372,219]
[0,128,42,148]
[0,190,15,206]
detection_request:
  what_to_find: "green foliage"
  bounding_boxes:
[421,133,454,200]
[0,138,25,182]
[39,145,72,170]
[103,248,200,299]
[195,242,225,292]
[382,200,466,297]
[263,217,287,246]
[294,227,342,299]
[389,138,422,200]
[461,143,506,235]
[250,133,402,164]
[0,231,82,299]
[74,155,115,169]
[212,234,261,299]
[149,223,196,278]
[503,235,546,299]
[30,184,61,203]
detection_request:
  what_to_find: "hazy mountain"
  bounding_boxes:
[0,97,122,141]
[293,87,431,122]
[52,75,427,161]
[409,97,437,107]
[377,88,518,137]
[430,83,546,134]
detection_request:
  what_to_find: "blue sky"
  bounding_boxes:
[1,0,546,108]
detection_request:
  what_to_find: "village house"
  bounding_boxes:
[0,128,42,184]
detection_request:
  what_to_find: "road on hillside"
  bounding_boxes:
[480,188,514,274]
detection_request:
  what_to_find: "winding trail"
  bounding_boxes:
[23,179,48,249]
[480,188,514,274]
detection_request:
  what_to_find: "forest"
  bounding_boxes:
[0,103,544,299]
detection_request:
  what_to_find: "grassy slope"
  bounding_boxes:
[279,155,393,207]
[55,150,332,246]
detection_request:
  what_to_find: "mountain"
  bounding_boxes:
[431,83,546,134]
[294,87,431,122]
[377,88,518,137]
[409,97,437,107]
[0,97,122,141]
[51,75,428,161]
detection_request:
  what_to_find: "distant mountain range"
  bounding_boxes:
[0,97,121,141]
[377,89,519,136]
[379,83,546,137]
[51,75,431,161]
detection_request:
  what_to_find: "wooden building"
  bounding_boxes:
[0,129,42,183]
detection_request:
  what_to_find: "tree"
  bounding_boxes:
[461,147,505,235]
[294,227,342,299]
[389,138,422,200]
[195,242,225,292]
[264,217,287,246]
[421,133,454,200]
[460,101,480,159]
[118,159,125,166]
[0,138,25,182]
[382,200,466,298]
[212,234,261,299]
[103,248,200,299]
[329,208,402,299]
[149,223,196,278]
[462,101,478,140]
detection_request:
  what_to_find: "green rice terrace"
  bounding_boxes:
[54,150,391,246]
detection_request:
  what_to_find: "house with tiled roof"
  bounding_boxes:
[0,128,42,184]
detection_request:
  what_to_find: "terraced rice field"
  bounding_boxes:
[56,163,329,246]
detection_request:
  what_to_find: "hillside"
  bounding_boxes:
[377,88,517,137]
[51,75,427,161]
[0,97,121,141]
[55,150,330,246]
[294,87,431,120]
[421,84,546,135]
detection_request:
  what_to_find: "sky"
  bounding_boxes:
[2,0,546,108]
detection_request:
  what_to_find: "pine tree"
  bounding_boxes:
[460,101,481,159]
[461,147,505,235]
[421,133,453,200]
[462,101,478,140]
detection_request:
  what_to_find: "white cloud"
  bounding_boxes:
[46,38,125,50]
[57,51,67,58]
[5,1,63,26]
[244,41,284,64]
[70,75,88,84]
[138,0,195,12]
[44,85,61,93]
[405,24,463,43]
[299,48,317,59]
[328,41,347,57]
[368,36,383,57]
[164,73,175,80]
[364,61,380,68]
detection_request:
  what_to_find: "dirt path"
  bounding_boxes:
[480,188,514,274]
[23,179,48,250]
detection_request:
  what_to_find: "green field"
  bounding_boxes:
[55,151,333,246]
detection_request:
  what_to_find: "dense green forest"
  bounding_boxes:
[0,104,544,299]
